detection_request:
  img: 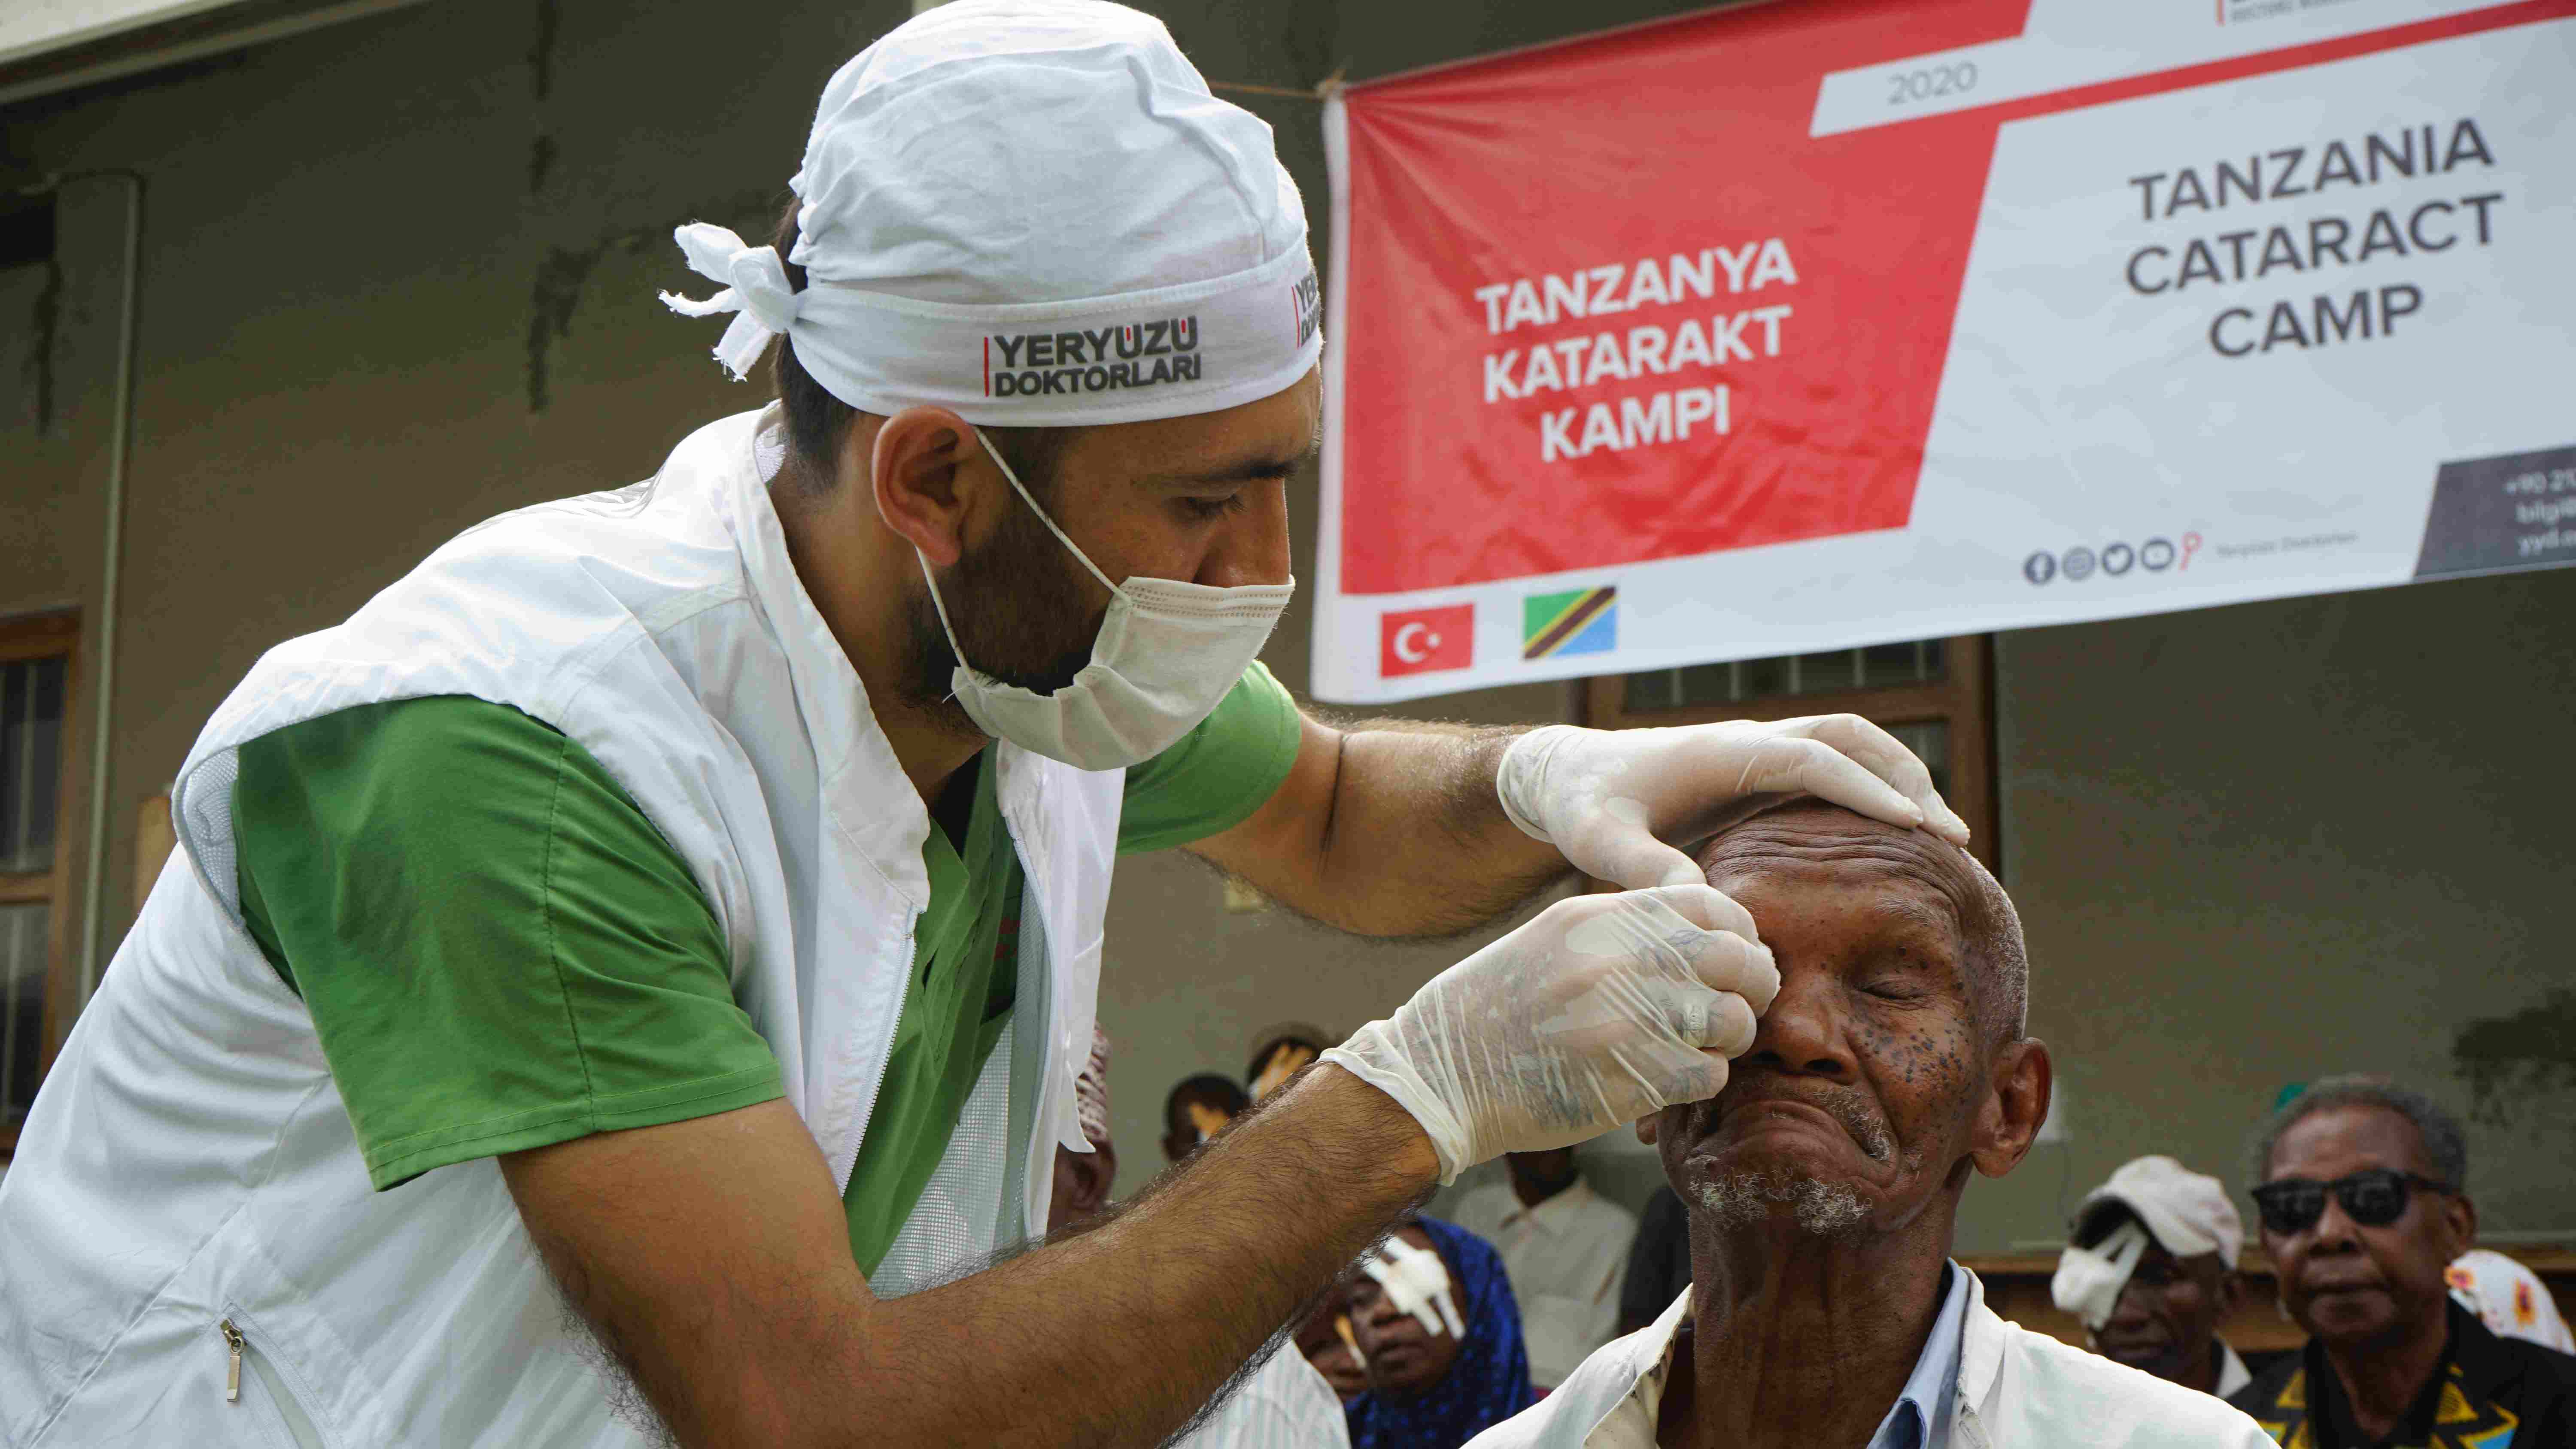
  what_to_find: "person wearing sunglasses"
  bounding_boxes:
[2229,1076,2576,1447]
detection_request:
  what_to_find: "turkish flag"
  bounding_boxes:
[1379,604,1474,677]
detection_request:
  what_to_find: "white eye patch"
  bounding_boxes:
[2050,1221,2150,1332]
[1362,1236,1467,1339]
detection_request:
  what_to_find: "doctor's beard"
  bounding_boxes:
[905,489,1103,712]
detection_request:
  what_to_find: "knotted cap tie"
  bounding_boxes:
[660,223,803,380]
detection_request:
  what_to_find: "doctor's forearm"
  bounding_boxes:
[1203,716,1568,937]
[859,1063,1437,1445]
[871,1060,1432,1441]
[510,1070,1434,1449]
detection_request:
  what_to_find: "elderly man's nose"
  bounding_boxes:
[1739,970,1853,1078]
[2107,1286,2157,1329]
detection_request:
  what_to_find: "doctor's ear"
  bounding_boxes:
[1634,1116,1659,1146]
[869,406,983,566]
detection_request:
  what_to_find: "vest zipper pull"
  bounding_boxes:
[219,1319,244,1403]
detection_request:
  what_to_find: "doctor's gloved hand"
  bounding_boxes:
[1320,885,1778,1183]
[1494,718,1970,891]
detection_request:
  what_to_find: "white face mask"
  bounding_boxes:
[914,429,1295,771]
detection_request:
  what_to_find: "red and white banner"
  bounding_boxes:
[1315,0,2576,702]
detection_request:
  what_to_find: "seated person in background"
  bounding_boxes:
[1161,1071,1252,1163]
[1618,1186,1690,1338]
[1470,799,2270,1448]
[1048,1025,1120,1228]
[2051,1155,2252,1397]
[1247,1022,1333,1102]
[1345,1218,1537,1449]
[2448,1249,2576,1354]
[2230,1076,2576,1446]
[1056,1030,1349,1449]
[1298,1281,1370,1400]
[1452,1145,1640,1388]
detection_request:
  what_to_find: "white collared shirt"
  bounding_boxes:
[1464,1266,2279,1449]
[1450,1176,1638,1388]
[2215,1341,2252,1400]
[1173,1348,1351,1449]
[1870,1263,1970,1449]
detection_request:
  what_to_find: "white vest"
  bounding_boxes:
[0,409,1122,1448]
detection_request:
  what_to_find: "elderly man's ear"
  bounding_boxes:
[1970,1039,2054,1179]
[2433,1185,2480,1261]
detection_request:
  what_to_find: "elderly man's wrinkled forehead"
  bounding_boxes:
[1698,799,1977,897]
[1696,797,2026,1039]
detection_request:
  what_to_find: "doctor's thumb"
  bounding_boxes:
[1588,831,1707,892]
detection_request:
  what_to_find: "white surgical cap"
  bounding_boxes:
[662,0,1323,427]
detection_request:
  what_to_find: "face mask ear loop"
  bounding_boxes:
[973,426,1124,597]
[912,549,975,696]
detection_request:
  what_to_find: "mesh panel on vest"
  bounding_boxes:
[182,750,243,916]
[867,1019,1017,1298]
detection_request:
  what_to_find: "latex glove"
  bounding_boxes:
[1495,718,1970,891]
[1321,885,1777,1183]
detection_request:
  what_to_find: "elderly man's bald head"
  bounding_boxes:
[1695,798,2027,1045]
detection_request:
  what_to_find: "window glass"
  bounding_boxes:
[0,903,45,1131]
[1622,639,1945,713]
[0,657,68,873]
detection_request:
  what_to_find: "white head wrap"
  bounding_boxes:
[2448,1249,2576,1353]
[661,0,1322,426]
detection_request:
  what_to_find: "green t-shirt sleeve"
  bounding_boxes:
[231,695,785,1191]
[1116,661,1305,855]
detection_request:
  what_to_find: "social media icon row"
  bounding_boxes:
[2024,532,2201,585]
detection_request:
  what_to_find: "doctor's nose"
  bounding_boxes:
[1197,485,1293,589]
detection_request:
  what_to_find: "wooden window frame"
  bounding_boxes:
[1577,634,2000,875]
[0,609,81,1156]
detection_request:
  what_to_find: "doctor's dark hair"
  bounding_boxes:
[766,197,1074,498]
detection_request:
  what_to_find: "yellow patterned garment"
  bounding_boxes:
[2231,1303,2575,1449]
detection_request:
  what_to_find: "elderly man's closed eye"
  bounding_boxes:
[1460,799,2276,1449]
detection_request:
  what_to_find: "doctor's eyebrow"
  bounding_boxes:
[1141,436,1321,489]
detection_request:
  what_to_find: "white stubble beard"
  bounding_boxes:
[1692,1169,1873,1237]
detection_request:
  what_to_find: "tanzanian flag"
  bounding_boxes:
[1522,586,1617,660]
